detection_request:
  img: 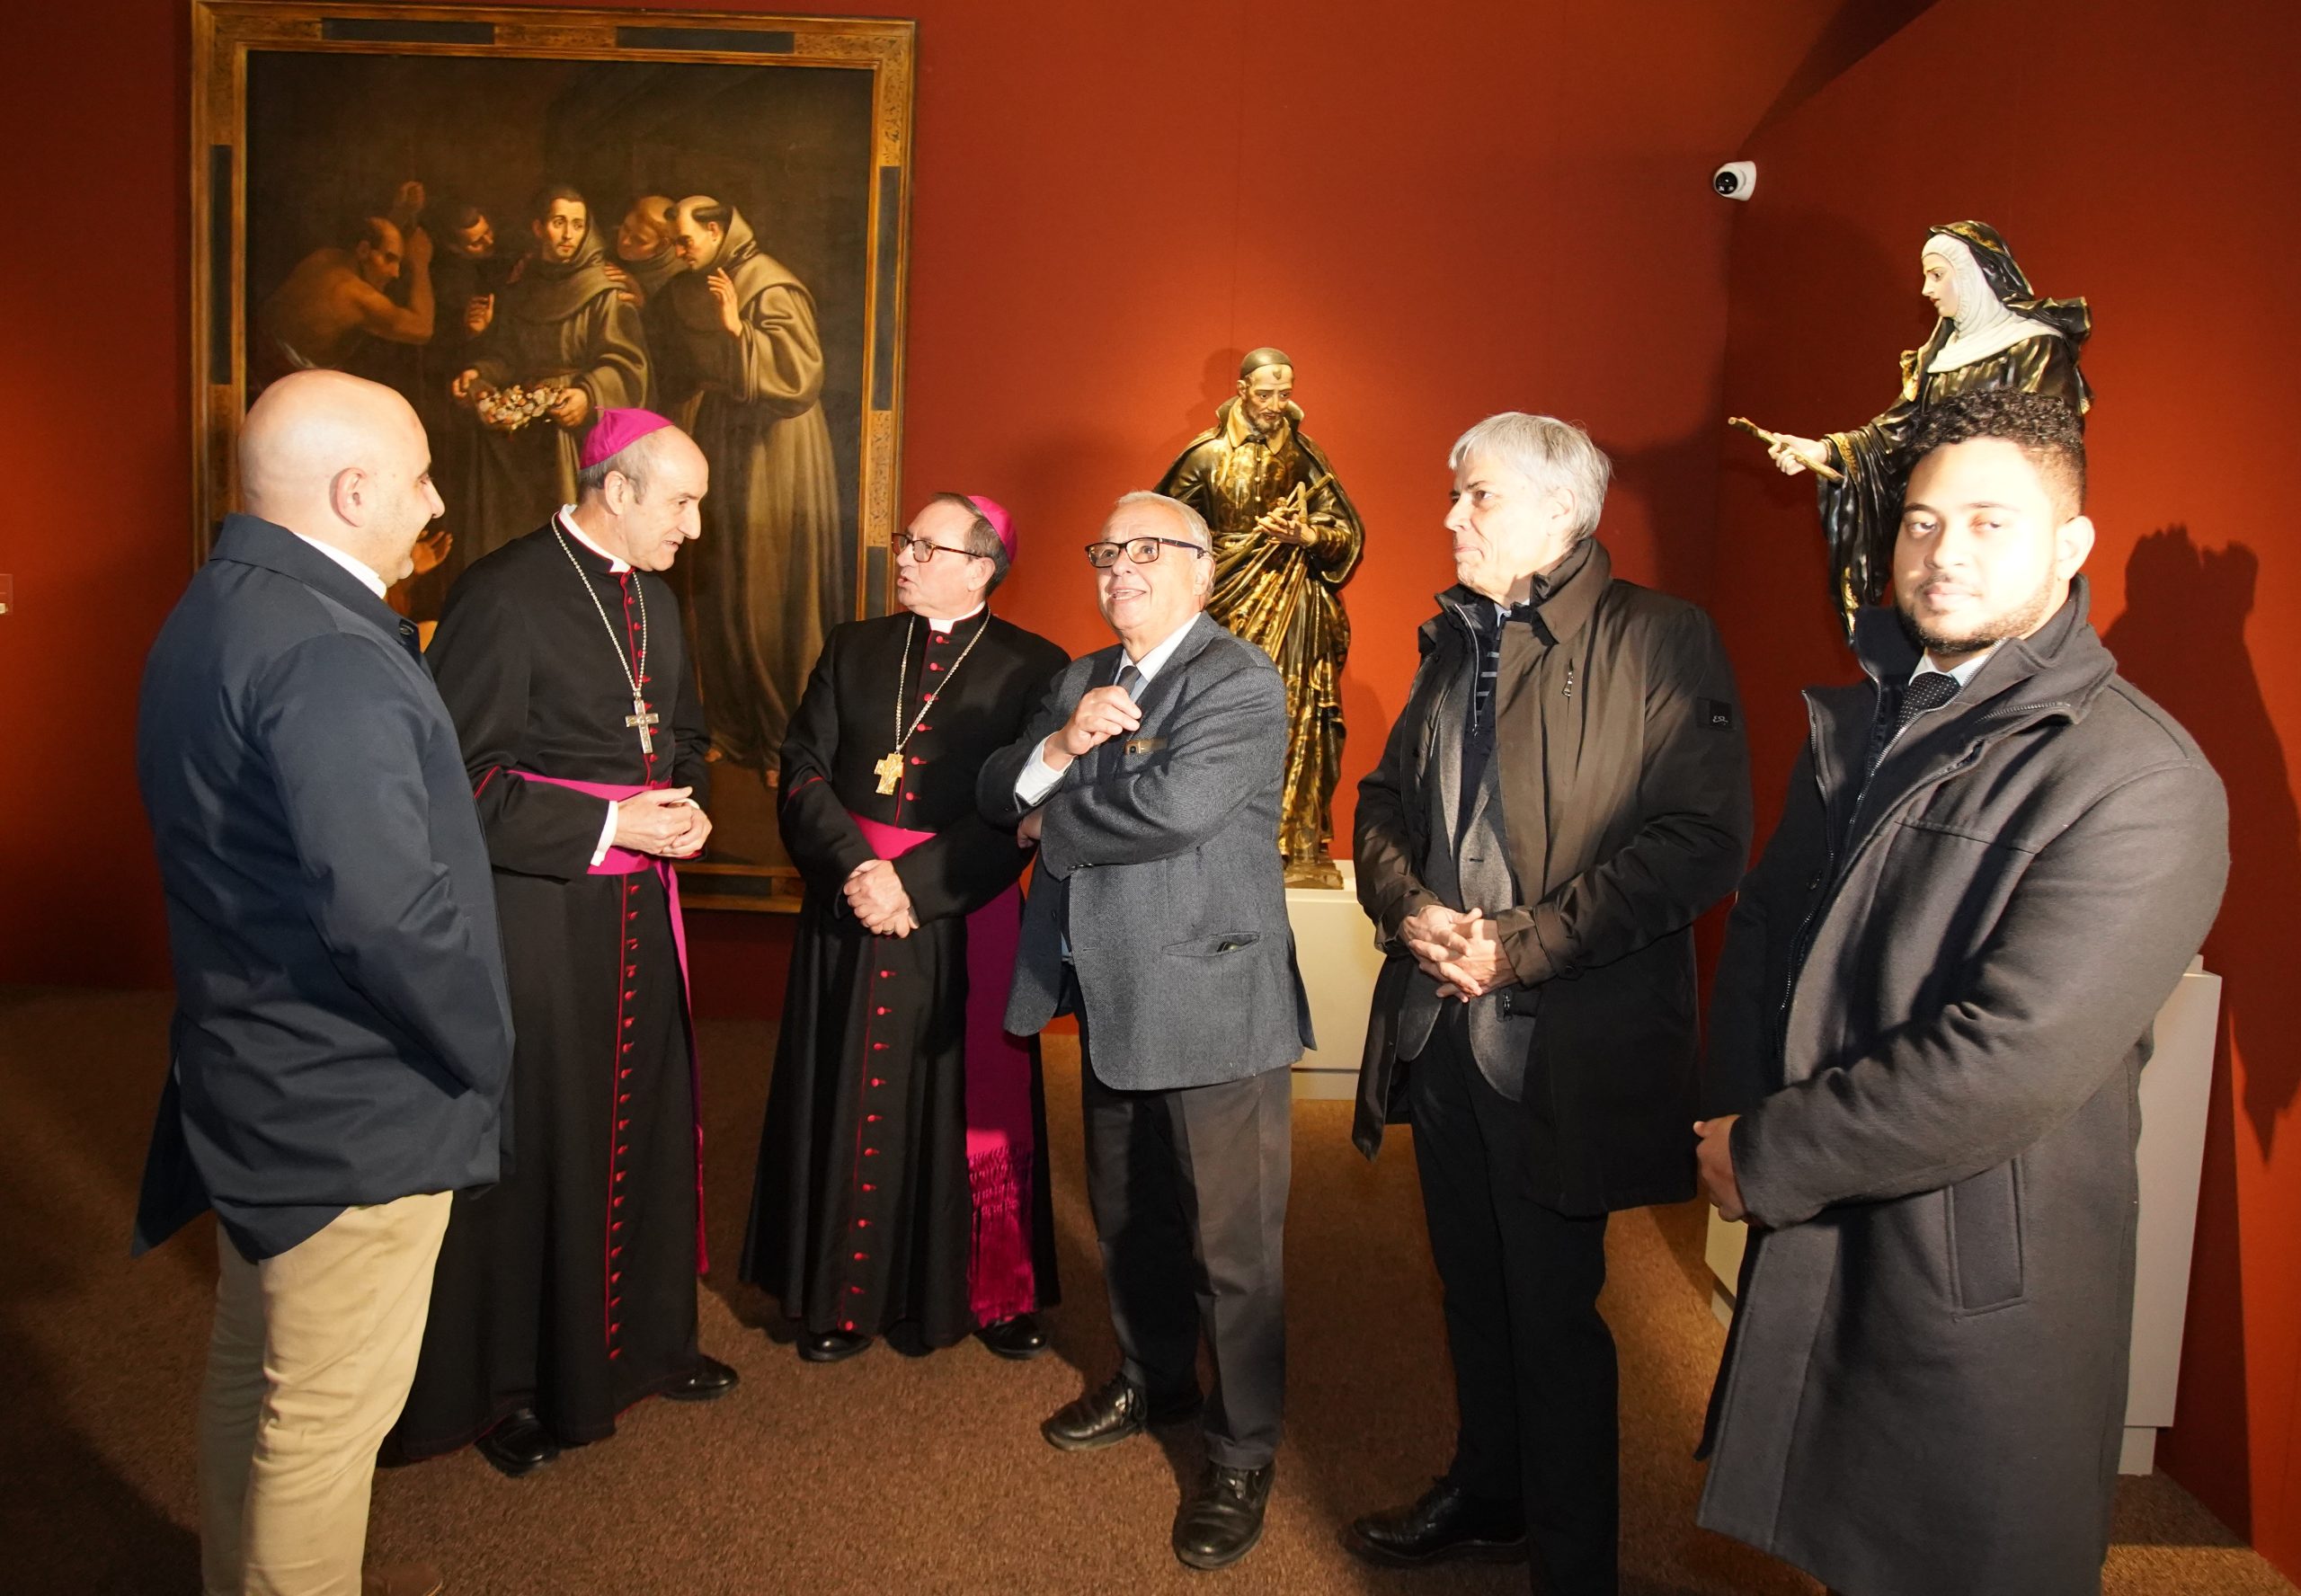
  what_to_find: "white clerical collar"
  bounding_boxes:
[290,530,388,598]
[925,603,986,633]
[1914,647,1995,689]
[557,505,631,573]
[1123,614,1198,684]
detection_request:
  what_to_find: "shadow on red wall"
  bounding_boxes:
[2101,528,2301,1535]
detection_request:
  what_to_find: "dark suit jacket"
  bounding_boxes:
[980,612,1312,1090]
[134,514,515,1262]
[1354,541,1752,1211]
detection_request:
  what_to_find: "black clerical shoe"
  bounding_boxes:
[1346,1478,1528,1566]
[1172,1462,1275,1570]
[475,1407,559,1478]
[662,1353,741,1401]
[797,1330,873,1364]
[1040,1373,1202,1451]
[974,1313,1051,1361]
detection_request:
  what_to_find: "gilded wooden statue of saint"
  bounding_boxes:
[1738,220,2092,634]
[1158,347,1364,887]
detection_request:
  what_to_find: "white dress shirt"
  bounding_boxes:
[290,532,388,599]
[1014,614,1197,806]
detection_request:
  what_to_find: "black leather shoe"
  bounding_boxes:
[1173,1462,1275,1570]
[975,1313,1051,1361]
[475,1407,558,1478]
[798,1330,873,1364]
[1040,1374,1202,1451]
[662,1353,741,1400]
[1346,1479,1527,1566]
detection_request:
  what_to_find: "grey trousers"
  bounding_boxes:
[1077,1022,1292,1470]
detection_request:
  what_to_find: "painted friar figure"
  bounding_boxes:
[1746,220,2092,634]
[1157,347,1364,886]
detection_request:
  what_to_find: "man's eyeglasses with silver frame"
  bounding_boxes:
[1082,536,1211,569]
[891,533,988,563]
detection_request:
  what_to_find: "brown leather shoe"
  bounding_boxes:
[361,1561,444,1596]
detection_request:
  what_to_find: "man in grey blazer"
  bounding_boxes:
[981,490,1311,1571]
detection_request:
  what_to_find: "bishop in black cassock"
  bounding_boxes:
[742,494,1068,1362]
[386,412,739,1478]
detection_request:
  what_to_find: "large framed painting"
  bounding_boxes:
[191,1,915,909]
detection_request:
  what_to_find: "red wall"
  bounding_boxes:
[0,0,1840,1006]
[1712,0,2301,1574]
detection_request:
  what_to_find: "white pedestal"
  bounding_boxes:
[1703,961,2222,1473]
[1285,861,1384,1100]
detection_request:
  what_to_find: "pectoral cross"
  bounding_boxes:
[874,750,904,796]
[626,696,659,755]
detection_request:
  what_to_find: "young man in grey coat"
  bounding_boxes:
[1695,389,2229,1596]
[981,490,1312,1572]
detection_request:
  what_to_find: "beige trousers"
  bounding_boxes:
[199,1190,453,1596]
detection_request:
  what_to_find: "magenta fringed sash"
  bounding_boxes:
[850,812,1037,1326]
[505,771,708,1276]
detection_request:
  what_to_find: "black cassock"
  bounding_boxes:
[388,516,712,1458]
[742,608,1068,1345]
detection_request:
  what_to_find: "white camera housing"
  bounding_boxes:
[1712,161,1757,201]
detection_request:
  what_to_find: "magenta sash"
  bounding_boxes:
[850,811,1037,1325]
[507,772,708,1275]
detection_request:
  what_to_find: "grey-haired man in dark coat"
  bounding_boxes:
[1350,412,1751,1595]
[1695,389,2229,1596]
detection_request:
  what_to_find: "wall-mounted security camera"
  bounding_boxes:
[1712,161,1756,201]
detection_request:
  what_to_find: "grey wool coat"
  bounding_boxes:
[1697,582,2228,1596]
[980,612,1313,1089]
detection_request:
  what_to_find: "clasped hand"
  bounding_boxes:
[612,787,710,859]
[844,858,918,937]
[1399,904,1511,1001]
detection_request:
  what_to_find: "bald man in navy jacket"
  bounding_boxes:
[136,369,513,1596]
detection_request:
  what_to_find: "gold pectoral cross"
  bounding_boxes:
[875,750,904,795]
[626,696,659,755]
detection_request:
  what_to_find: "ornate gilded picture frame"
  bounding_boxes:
[191,0,916,909]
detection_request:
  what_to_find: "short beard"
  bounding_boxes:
[1896,575,2061,661]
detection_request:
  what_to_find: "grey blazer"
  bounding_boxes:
[980,612,1312,1091]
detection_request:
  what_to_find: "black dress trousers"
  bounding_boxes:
[1076,1000,1292,1471]
[1409,1006,1616,1596]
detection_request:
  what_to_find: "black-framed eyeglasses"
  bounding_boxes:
[1083,536,1210,569]
[892,533,989,563]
